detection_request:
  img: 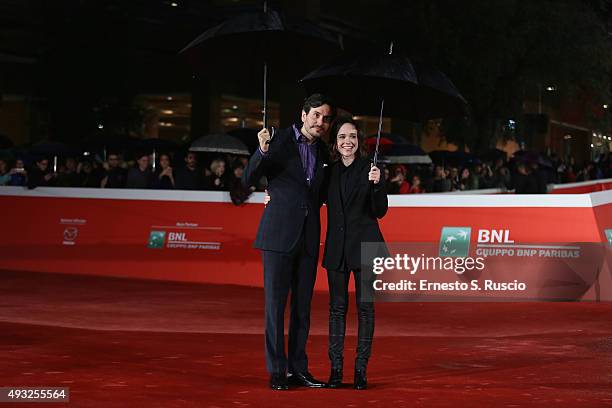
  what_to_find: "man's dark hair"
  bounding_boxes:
[302,93,336,118]
[134,151,148,160]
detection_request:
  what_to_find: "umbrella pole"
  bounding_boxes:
[263,0,268,130]
[263,61,268,130]
[373,98,385,167]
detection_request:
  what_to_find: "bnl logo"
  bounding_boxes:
[605,229,612,249]
[440,227,514,256]
[439,227,471,257]
[148,231,166,249]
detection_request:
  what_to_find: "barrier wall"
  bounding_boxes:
[1,184,612,299]
[440,178,612,195]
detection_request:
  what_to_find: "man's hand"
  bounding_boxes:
[258,128,271,153]
[264,189,271,206]
[369,165,381,184]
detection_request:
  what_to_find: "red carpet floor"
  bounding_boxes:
[1,270,611,407]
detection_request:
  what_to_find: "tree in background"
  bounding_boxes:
[338,0,612,152]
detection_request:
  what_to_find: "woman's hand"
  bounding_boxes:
[369,165,381,184]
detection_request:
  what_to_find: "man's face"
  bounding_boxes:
[301,104,332,140]
[108,155,120,168]
[66,158,77,171]
[38,160,49,171]
[137,155,149,170]
[185,153,197,168]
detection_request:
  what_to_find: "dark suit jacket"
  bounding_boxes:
[242,126,329,254]
[322,157,388,271]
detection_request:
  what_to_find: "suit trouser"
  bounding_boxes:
[262,233,318,375]
[327,268,375,371]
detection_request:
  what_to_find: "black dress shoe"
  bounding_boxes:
[353,369,367,390]
[288,371,326,388]
[269,373,288,390]
[327,368,343,388]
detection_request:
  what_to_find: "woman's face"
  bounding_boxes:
[160,155,170,169]
[336,123,358,159]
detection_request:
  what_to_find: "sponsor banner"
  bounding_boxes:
[1,187,612,299]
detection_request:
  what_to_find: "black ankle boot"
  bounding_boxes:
[353,368,367,390]
[328,368,343,388]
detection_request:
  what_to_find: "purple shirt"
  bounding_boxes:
[257,125,319,186]
[292,124,318,186]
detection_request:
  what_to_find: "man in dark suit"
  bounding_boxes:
[242,94,335,390]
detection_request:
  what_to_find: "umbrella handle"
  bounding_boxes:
[264,126,275,144]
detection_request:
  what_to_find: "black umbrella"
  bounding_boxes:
[301,43,468,165]
[135,138,179,154]
[0,133,14,149]
[29,141,82,172]
[428,150,479,167]
[189,134,250,156]
[79,134,141,160]
[30,141,81,158]
[181,2,341,129]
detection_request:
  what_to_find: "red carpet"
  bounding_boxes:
[1,270,612,407]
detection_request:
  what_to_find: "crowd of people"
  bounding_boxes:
[0,148,610,195]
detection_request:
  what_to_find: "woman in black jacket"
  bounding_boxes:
[264,117,388,390]
[322,117,388,390]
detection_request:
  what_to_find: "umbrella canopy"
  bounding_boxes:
[181,3,341,128]
[0,133,14,149]
[30,141,81,158]
[513,151,553,168]
[0,149,14,161]
[383,144,432,164]
[429,150,479,167]
[301,49,468,121]
[481,148,507,163]
[365,136,393,153]
[79,134,141,155]
[374,132,409,144]
[135,138,180,155]
[189,134,249,155]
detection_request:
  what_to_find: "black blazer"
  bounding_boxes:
[242,126,329,254]
[322,157,388,271]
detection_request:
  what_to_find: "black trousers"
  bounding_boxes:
[262,235,318,375]
[327,268,375,371]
